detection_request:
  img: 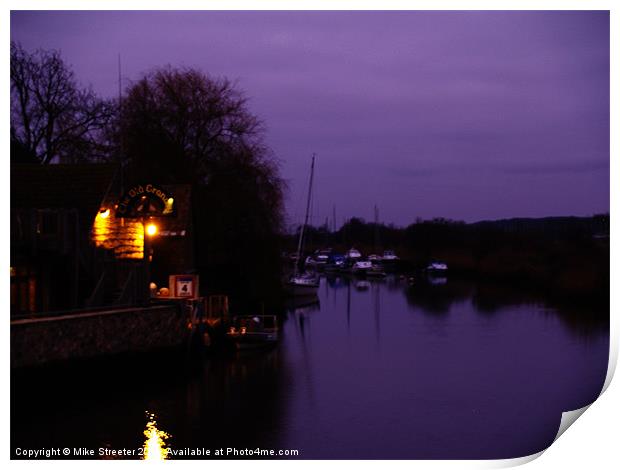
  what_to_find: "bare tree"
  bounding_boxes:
[119,67,274,179]
[10,42,114,164]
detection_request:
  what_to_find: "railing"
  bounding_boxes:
[10,302,137,322]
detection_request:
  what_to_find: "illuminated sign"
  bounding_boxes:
[169,274,199,299]
[116,184,175,218]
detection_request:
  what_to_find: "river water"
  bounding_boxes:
[11,274,609,459]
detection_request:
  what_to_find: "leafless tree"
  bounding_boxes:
[119,67,266,179]
[10,41,114,164]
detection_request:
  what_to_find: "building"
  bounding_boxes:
[11,163,196,316]
[11,163,116,314]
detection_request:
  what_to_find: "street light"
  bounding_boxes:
[145,223,158,237]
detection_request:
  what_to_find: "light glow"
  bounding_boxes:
[92,208,143,259]
[143,413,170,461]
[145,223,158,237]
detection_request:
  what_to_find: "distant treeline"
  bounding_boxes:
[287,214,610,306]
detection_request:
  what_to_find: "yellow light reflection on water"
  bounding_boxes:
[142,412,170,461]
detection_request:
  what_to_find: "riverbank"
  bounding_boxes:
[290,214,609,309]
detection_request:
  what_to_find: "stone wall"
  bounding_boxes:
[11,304,190,368]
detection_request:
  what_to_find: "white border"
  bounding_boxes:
[3,2,617,469]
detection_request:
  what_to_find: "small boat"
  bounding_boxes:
[345,247,362,260]
[324,253,345,272]
[426,261,448,273]
[382,250,399,262]
[368,254,382,262]
[226,315,279,350]
[352,260,372,274]
[314,249,331,267]
[287,272,320,296]
[288,154,319,297]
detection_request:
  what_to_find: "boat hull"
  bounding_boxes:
[285,282,319,297]
[227,333,279,350]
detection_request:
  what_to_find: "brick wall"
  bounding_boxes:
[11,304,190,368]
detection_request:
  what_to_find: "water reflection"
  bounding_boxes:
[11,274,608,460]
[143,412,170,460]
[403,275,473,314]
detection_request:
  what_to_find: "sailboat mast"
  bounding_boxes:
[295,153,316,276]
[374,204,380,251]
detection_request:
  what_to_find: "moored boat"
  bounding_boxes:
[314,249,331,268]
[351,260,372,274]
[324,253,345,272]
[426,261,448,273]
[287,154,319,297]
[226,315,279,350]
[287,273,320,296]
[382,250,399,262]
[345,247,362,260]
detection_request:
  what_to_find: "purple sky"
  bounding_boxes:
[10,11,609,226]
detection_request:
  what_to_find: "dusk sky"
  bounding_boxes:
[10,10,609,226]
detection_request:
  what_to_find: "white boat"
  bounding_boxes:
[226,315,279,350]
[346,247,362,260]
[352,260,372,273]
[288,154,319,297]
[287,272,320,296]
[426,261,448,272]
[382,250,399,261]
[314,249,331,265]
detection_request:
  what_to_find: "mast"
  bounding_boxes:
[117,53,124,195]
[374,204,380,251]
[294,153,316,277]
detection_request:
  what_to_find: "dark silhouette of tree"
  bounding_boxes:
[10,42,113,164]
[118,67,268,184]
[10,131,38,163]
[118,67,286,308]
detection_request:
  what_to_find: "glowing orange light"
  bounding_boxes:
[92,210,143,259]
[145,223,158,236]
[142,412,170,460]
